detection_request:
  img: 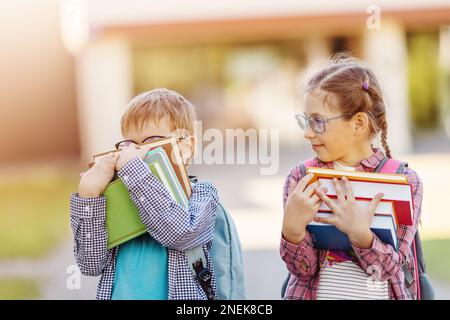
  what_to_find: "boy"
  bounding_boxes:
[70,88,219,300]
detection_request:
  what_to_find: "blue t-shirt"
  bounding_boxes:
[111,233,168,300]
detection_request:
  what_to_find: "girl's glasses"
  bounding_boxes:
[114,135,187,150]
[295,113,350,134]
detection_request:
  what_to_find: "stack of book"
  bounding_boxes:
[305,167,414,252]
[89,137,191,249]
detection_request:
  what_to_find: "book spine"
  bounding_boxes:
[159,150,189,208]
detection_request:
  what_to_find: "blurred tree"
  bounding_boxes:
[407,31,441,130]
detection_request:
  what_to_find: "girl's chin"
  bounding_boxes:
[313,149,332,163]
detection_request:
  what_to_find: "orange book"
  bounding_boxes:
[306,167,408,184]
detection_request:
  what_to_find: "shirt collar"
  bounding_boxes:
[359,147,386,169]
[314,147,386,170]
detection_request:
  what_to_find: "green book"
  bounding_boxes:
[104,147,189,249]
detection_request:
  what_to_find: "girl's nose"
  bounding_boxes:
[303,125,316,140]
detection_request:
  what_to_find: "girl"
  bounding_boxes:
[280,56,423,300]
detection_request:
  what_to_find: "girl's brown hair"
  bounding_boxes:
[306,54,392,158]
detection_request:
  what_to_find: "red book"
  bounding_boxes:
[307,168,414,226]
[319,197,400,225]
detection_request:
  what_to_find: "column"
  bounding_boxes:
[75,36,133,163]
[363,19,412,156]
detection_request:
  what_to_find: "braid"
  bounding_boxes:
[379,118,392,159]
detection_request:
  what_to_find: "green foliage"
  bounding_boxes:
[423,238,450,283]
[408,32,441,129]
[0,170,77,259]
[0,278,40,299]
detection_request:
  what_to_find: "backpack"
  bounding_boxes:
[185,177,246,300]
[281,157,434,300]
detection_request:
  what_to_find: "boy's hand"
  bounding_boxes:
[78,152,119,198]
[115,144,153,172]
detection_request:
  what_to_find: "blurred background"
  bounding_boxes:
[1,0,450,299]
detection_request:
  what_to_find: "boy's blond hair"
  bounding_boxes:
[120,88,197,136]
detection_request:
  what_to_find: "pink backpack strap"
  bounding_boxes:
[376,157,425,299]
[303,158,316,168]
[375,157,408,174]
[299,158,316,176]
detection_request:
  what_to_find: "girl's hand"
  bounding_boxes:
[78,152,119,198]
[115,144,153,171]
[282,173,328,244]
[314,176,384,249]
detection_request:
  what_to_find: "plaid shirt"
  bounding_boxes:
[70,157,219,300]
[280,148,423,300]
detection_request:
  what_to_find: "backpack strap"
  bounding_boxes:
[375,157,427,300]
[185,247,216,300]
[375,158,408,174]
[300,158,316,176]
[185,175,216,300]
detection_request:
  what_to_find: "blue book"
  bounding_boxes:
[306,213,398,251]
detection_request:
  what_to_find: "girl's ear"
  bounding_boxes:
[352,112,370,136]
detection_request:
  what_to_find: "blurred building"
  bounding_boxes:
[2,1,450,165]
[0,0,79,164]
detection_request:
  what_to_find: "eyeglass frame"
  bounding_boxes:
[114,135,188,150]
[295,112,353,134]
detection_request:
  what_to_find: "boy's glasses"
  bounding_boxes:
[295,113,350,134]
[114,135,187,150]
